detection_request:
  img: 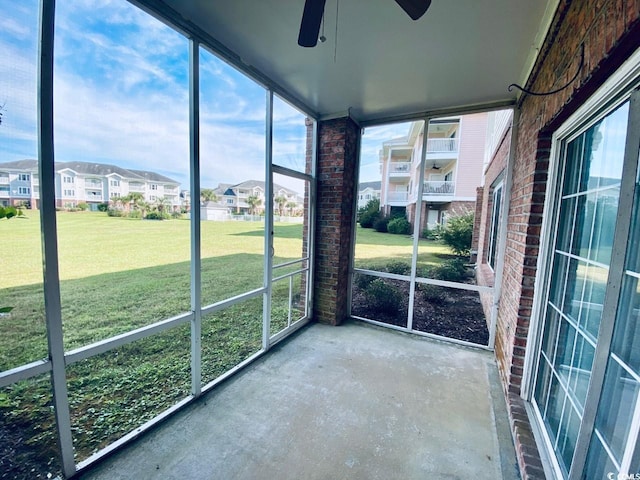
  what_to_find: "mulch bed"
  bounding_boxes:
[351,278,489,345]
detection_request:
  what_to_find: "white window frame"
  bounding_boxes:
[487,179,504,271]
[18,186,31,195]
[523,49,640,480]
[19,173,30,182]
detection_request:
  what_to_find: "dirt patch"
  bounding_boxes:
[351,278,489,345]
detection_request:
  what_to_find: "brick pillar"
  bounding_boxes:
[313,117,359,325]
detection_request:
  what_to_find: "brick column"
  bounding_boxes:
[313,117,359,325]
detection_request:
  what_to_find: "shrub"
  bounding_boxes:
[422,224,443,240]
[97,203,109,212]
[128,210,142,219]
[359,209,380,228]
[145,211,170,220]
[77,202,89,211]
[431,258,468,282]
[387,217,411,235]
[0,206,19,219]
[420,284,447,304]
[358,198,381,228]
[354,272,375,289]
[107,208,124,217]
[373,215,390,233]
[386,260,411,275]
[364,279,402,314]
[171,211,183,219]
[440,212,474,256]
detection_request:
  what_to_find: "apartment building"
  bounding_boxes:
[378,114,488,229]
[356,181,381,210]
[213,180,302,215]
[0,159,181,211]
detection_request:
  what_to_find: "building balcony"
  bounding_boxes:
[388,162,411,176]
[129,186,145,193]
[85,192,103,201]
[426,138,459,153]
[422,181,455,202]
[81,322,517,480]
[0,189,9,197]
[0,177,9,185]
[386,191,409,204]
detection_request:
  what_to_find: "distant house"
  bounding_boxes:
[357,181,381,209]
[214,180,302,216]
[0,159,181,211]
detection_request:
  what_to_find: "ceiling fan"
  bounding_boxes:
[298,0,432,47]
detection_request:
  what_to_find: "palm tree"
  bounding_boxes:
[246,194,262,216]
[201,188,218,204]
[274,195,287,216]
[286,200,298,216]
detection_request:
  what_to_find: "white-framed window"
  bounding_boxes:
[487,180,503,270]
[111,192,120,198]
[149,195,156,201]
[18,173,30,182]
[110,179,120,187]
[528,69,640,479]
[63,175,74,184]
[63,189,75,197]
[150,184,158,190]
[18,187,30,195]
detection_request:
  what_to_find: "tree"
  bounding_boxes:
[274,195,287,216]
[285,201,298,216]
[246,194,262,215]
[358,198,381,228]
[201,188,218,203]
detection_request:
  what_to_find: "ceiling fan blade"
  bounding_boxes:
[394,0,431,21]
[298,0,327,47]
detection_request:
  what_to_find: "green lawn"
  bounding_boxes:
[0,213,454,473]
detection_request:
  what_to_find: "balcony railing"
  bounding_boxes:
[0,177,9,185]
[426,138,458,153]
[85,180,102,188]
[423,181,455,195]
[129,185,145,192]
[387,191,409,203]
[388,162,411,174]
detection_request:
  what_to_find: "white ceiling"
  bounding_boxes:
[153,0,556,123]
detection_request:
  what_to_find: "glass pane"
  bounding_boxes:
[54,0,190,348]
[584,433,618,480]
[556,196,577,253]
[562,135,584,197]
[199,47,266,306]
[272,174,306,266]
[201,297,263,385]
[271,271,307,336]
[412,283,489,345]
[67,324,191,462]
[554,318,576,387]
[557,401,581,473]
[272,96,309,173]
[580,263,607,340]
[593,359,639,465]
[0,374,62,479]
[0,0,48,372]
[548,253,569,308]
[563,258,586,324]
[568,332,595,409]
[355,121,417,272]
[541,305,561,363]
[545,373,565,446]
[350,274,409,328]
[534,356,553,417]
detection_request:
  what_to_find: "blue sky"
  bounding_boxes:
[0,0,308,193]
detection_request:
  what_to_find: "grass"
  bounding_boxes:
[0,213,454,475]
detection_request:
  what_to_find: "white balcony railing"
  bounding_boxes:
[426,138,459,153]
[423,181,455,196]
[388,162,411,174]
[387,191,409,203]
[0,177,9,185]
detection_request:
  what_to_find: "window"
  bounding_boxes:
[111,192,120,198]
[18,187,30,195]
[531,82,640,479]
[226,198,234,204]
[63,189,75,196]
[487,181,503,270]
[150,184,157,190]
[63,175,74,183]
[149,195,156,201]
[18,173,30,182]
[110,179,120,187]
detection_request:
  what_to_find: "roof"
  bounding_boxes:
[0,159,179,185]
[359,181,381,191]
[231,180,299,196]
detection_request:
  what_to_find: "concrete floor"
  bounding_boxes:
[79,321,520,480]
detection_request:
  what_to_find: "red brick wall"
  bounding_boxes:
[313,117,359,325]
[498,1,640,478]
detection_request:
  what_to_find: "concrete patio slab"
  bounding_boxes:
[79,321,520,480]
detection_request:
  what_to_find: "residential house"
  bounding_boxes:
[0,160,181,211]
[378,114,488,229]
[356,181,381,210]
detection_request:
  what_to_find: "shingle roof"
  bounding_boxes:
[359,181,381,191]
[0,159,180,184]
